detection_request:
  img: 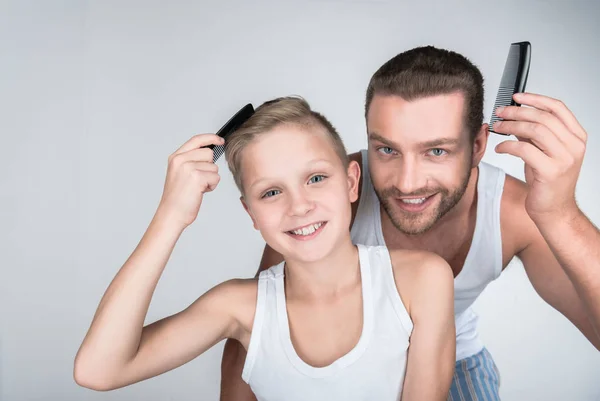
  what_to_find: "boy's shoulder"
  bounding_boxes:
[381,247,453,315]
[364,245,451,285]
[388,248,450,276]
[208,278,259,337]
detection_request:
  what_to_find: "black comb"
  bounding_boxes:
[208,103,255,162]
[489,41,531,135]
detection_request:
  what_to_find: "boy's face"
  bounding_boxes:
[240,124,359,264]
[366,93,481,235]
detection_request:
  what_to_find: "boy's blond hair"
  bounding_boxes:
[224,96,349,194]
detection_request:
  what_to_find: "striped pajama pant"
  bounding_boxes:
[448,348,501,401]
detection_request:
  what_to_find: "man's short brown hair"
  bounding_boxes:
[365,45,485,140]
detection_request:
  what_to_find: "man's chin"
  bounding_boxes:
[386,206,440,236]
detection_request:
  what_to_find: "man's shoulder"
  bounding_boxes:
[500,170,528,206]
[497,169,538,255]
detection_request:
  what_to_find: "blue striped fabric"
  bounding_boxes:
[447,348,501,401]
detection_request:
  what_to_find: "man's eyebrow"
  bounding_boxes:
[369,132,460,148]
[418,138,460,147]
[368,132,398,148]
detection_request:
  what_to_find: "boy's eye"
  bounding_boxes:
[308,174,326,184]
[262,189,281,198]
[429,148,447,156]
[377,146,395,155]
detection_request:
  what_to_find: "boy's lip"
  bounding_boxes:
[285,221,328,241]
[285,221,327,232]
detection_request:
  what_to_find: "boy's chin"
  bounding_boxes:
[279,241,336,265]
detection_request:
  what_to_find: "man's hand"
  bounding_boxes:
[493,92,587,223]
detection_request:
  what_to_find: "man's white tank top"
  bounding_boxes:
[350,149,506,361]
[242,244,413,401]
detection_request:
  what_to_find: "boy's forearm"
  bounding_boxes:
[535,208,600,338]
[401,332,454,401]
[75,209,185,377]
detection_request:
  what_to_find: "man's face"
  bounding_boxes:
[366,93,474,235]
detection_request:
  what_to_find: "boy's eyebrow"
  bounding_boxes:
[247,159,334,191]
[369,132,460,148]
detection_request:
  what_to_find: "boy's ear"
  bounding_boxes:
[240,196,259,230]
[347,160,361,203]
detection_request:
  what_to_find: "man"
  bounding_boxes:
[219,46,600,400]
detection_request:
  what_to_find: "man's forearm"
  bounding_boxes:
[535,208,600,339]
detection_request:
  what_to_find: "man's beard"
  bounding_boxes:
[375,168,472,236]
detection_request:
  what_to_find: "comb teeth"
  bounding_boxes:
[212,144,225,163]
[489,42,530,133]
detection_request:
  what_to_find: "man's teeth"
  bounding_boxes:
[291,222,323,236]
[401,198,427,204]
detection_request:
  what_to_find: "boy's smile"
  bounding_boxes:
[239,124,358,263]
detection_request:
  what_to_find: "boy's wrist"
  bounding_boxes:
[152,206,189,235]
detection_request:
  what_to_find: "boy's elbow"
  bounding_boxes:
[73,354,118,391]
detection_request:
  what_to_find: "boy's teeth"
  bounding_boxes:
[292,222,323,236]
[401,198,427,204]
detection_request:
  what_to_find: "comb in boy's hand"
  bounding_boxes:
[208,103,255,162]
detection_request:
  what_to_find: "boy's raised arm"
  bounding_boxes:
[74,134,248,391]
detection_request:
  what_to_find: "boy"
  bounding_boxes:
[74,96,455,400]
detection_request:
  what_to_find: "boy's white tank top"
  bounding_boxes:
[242,244,413,401]
[351,149,505,361]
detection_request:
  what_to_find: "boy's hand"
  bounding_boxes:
[157,134,224,228]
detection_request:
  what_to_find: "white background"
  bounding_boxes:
[2,0,599,400]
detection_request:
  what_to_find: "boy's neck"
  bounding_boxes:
[283,237,360,302]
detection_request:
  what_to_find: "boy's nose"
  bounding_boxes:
[288,191,315,217]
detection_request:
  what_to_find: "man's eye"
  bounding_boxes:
[429,148,447,156]
[378,147,395,155]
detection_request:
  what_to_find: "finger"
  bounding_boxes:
[199,171,221,193]
[493,120,569,160]
[495,105,573,147]
[190,161,219,173]
[495,139,554,173]
[513,93,587,143]
[173,134,225,156]
[171,148,215,165]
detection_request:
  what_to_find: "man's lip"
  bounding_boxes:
[396,194,436,200]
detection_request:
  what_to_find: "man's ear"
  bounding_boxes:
[347,160,361,203]
[240,196,259,230]
[472,123,490,167]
